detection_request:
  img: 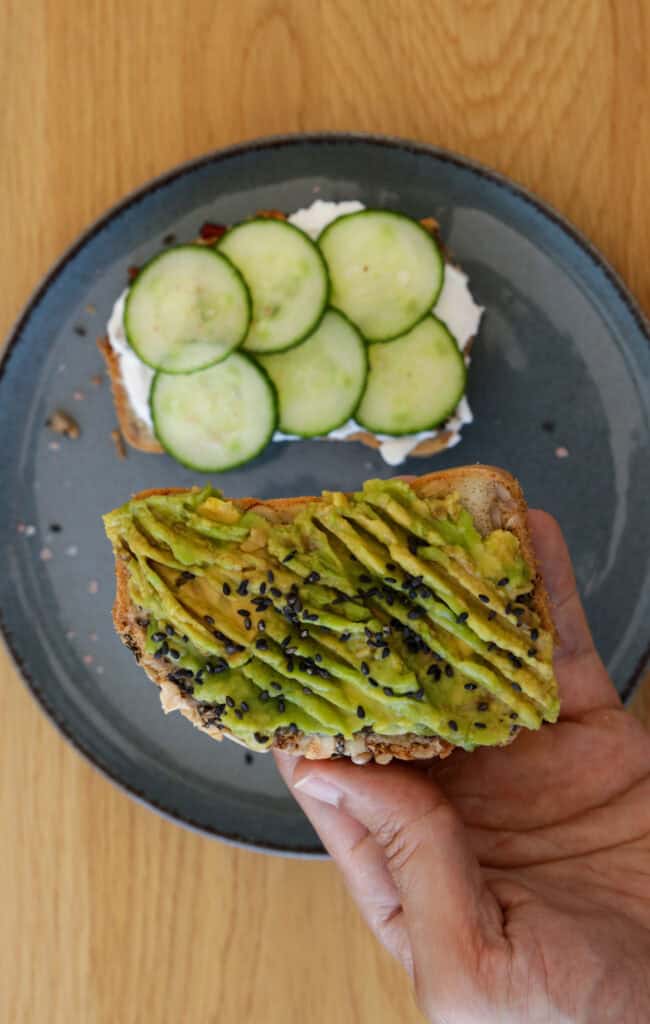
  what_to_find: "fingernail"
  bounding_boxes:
[294,774,342,807]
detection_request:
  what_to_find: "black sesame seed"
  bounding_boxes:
[151,631,166,643]
[234,709,243,719]
[448,720,458,732]
[225,643,237,655]
[277,698,286,712]
[74,324,87,337]
[288,722,298,734]
[340,631,351,642]
[386,562,396,572]
[305,571,321,585]
[255,638,269,650]
[497,577,509,587]
[511,682,522,692]
[237,579,249,596]
[359,574,371,584]
[222,582,231,596]
[314,653,322,663]
[302,686,313,695]
[413,688,425,701]
[478,594,490,603]
[360,661,369,676]
[427,664,441,681]
[356,705,366,719]
[270,587,282,599]
[456,611,469,624]
[381,646,390,659]
[267,570,274,583]
[168,648,180,660]
[510,724,519,735]
[259,691,269,702]
[508,653,522,668]
[527,647,537,657]
[165,624,175,636]
[240,701,249,713]
[487,610,496,621]
[244,618,252,631]
[255,731,269,743]
[408,608,423,620]
[530,628,539,641]
[464,683,478,691]
[282,550,297,563]
[237,608,250,617]
[244,752,254,764]
[286,658,294,673]
[486,641,496,651]
[225,696,235,707]
[383,576,397,585]
[510,712,519,720]
[445,664,454,677]
[383,686,394,696]
[259,582,267,595]
[477,701,489,712]
[474,722,487,730]
[258,620,266,632]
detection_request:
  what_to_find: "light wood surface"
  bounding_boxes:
[2,3,649,1022]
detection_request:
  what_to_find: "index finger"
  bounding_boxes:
[527,510,619,716]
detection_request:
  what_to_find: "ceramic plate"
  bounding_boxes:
[1,134,649,856]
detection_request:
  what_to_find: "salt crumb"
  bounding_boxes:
[48,441,61,451]
[555,446,570,459]
[65,545,78,557]
[82,654,94,665]
[24,524,36,537]
[73,390,85,401]
[88,580,99,594]
[40,547,53,561]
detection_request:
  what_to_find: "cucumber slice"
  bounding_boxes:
[151,353,277,471]
[257,310,367,437]
[218,219,329,354]
[319,210,443,342]
[355,316,466,435]
[124,245,250,374]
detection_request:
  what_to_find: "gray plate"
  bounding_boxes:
[1,134,649,856]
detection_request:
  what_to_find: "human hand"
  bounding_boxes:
[275,512,650,1023]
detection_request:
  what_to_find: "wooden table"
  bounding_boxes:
[2,3,649,1021]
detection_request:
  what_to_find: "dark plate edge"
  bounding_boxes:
[1,131,648,853]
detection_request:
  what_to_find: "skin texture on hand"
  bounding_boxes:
[275,511,650,1023]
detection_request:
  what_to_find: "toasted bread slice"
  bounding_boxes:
[108,466,556,764]
[98,214,474,460]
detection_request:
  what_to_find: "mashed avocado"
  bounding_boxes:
[104,480,559,751]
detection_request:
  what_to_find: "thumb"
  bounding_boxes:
[291,757,503,987]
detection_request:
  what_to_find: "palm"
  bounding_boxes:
[277,512,650,1023]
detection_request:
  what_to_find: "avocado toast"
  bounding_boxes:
[103,467,559,763]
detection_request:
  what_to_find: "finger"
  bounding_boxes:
[289,756,504,993]
[274,752,412,970]
[528,510,619,716]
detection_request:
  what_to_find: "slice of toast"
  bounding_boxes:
[108,466,557,764]
[98,215,473,459]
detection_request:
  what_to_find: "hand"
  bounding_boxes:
[275,512,650,1023]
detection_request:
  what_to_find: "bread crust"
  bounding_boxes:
[98,215,475,460]
[109,467,554,762]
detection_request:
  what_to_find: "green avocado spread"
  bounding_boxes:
[104,480,559,752]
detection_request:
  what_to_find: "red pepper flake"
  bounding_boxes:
[199,221,227,242]
[555,446,570,459]
[127,265,140,282]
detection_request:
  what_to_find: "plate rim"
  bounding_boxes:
[1,131,649,854]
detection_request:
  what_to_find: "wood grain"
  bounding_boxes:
[1,2,649,1021]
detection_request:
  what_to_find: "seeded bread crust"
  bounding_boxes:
[109,466,554,763]
[98,215,474,460]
